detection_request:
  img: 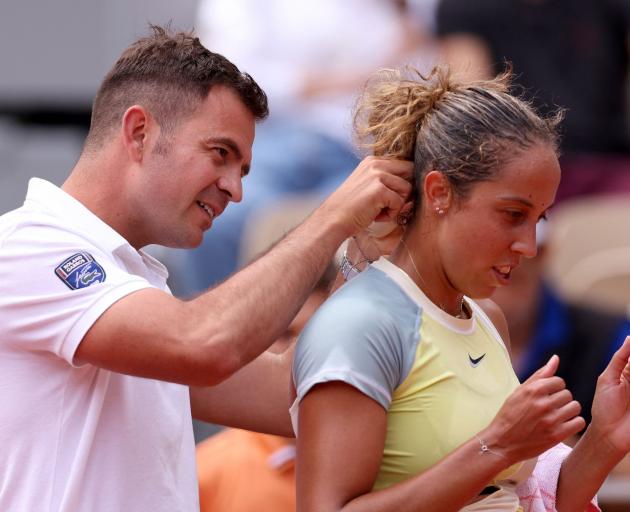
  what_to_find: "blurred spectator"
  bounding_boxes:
[197,429,295,512]
[435,0,630,201]
[167,0,437,294]
[491,224,630,426]
[196,264,335,512]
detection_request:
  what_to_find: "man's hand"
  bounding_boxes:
[316,156,413,239]
[352,210,413,262]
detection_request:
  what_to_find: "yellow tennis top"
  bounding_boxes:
[375,285,520,489]
[293,257,534,511]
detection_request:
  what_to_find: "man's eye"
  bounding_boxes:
[215,148,228,158]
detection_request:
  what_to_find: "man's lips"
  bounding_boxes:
[197,201,216,221]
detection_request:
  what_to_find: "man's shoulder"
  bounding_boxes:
[0,209,112,295]
[1,211,96,265]
[0,206,27,245]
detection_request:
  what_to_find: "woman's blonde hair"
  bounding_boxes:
[353,65,563,218]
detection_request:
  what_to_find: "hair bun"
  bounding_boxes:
[353,66,457,160]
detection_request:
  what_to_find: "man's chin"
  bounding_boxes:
[160,231,204,250]
[186,233,205,249]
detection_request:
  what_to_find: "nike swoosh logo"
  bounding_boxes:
[468,353,486,367]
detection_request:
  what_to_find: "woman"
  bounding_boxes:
[291,66,630,511]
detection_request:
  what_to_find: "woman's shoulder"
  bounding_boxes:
[293,266,423,410]
[336,263,420,307]
[470,298,512,353]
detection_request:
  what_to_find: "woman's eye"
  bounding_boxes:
[505,210,525,221]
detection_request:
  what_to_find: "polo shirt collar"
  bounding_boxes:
[24,177,137,255]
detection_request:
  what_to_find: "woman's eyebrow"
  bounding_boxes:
[498,196,534,208]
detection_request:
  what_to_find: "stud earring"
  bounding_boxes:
[435,207,445,215]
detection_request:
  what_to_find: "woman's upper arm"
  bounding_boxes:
[297,382,388,512]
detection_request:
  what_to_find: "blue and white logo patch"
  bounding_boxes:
[55,252,106,290]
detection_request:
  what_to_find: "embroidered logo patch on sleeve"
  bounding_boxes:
[55,252,107,290]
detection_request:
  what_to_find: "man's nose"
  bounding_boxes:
[219,170,243,203]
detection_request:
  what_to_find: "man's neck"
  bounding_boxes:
[63,152,136,246]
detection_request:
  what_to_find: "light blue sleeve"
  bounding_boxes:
[292,267,421,410]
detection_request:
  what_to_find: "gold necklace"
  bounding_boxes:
[399,238,466,319]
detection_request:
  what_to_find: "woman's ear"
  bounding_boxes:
[423,170,453,215]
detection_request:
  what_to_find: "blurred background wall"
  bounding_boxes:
[0,0,198,214]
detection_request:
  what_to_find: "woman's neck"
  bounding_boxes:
[390,236,467,319]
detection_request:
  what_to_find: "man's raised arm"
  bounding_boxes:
[76,157,412,386]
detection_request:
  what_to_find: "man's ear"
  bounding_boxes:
[423,170,453,213]
[121,105,152,162]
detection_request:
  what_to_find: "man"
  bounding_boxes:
[0,26,411,511]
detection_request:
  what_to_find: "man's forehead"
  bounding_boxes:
[196,89,255,150]
[202,85,255,117]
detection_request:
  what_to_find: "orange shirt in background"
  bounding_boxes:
[196,428,296,512]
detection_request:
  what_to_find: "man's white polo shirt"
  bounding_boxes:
[0,179,198,511]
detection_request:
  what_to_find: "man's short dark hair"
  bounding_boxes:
[84,24,268,151]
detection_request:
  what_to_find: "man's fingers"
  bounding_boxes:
[375,186,409,222]
[369,157,414,178]
[328,157,414,233]
[379,171,413,199]
[376,208,402,222]
[365,220,399,238]
[400,200,414,214]
[381,177,413,212]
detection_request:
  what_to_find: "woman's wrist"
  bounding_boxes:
[556,423,625,511]
[579,422,627,467]
[459,432,512,481]
[476,425,516,469]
